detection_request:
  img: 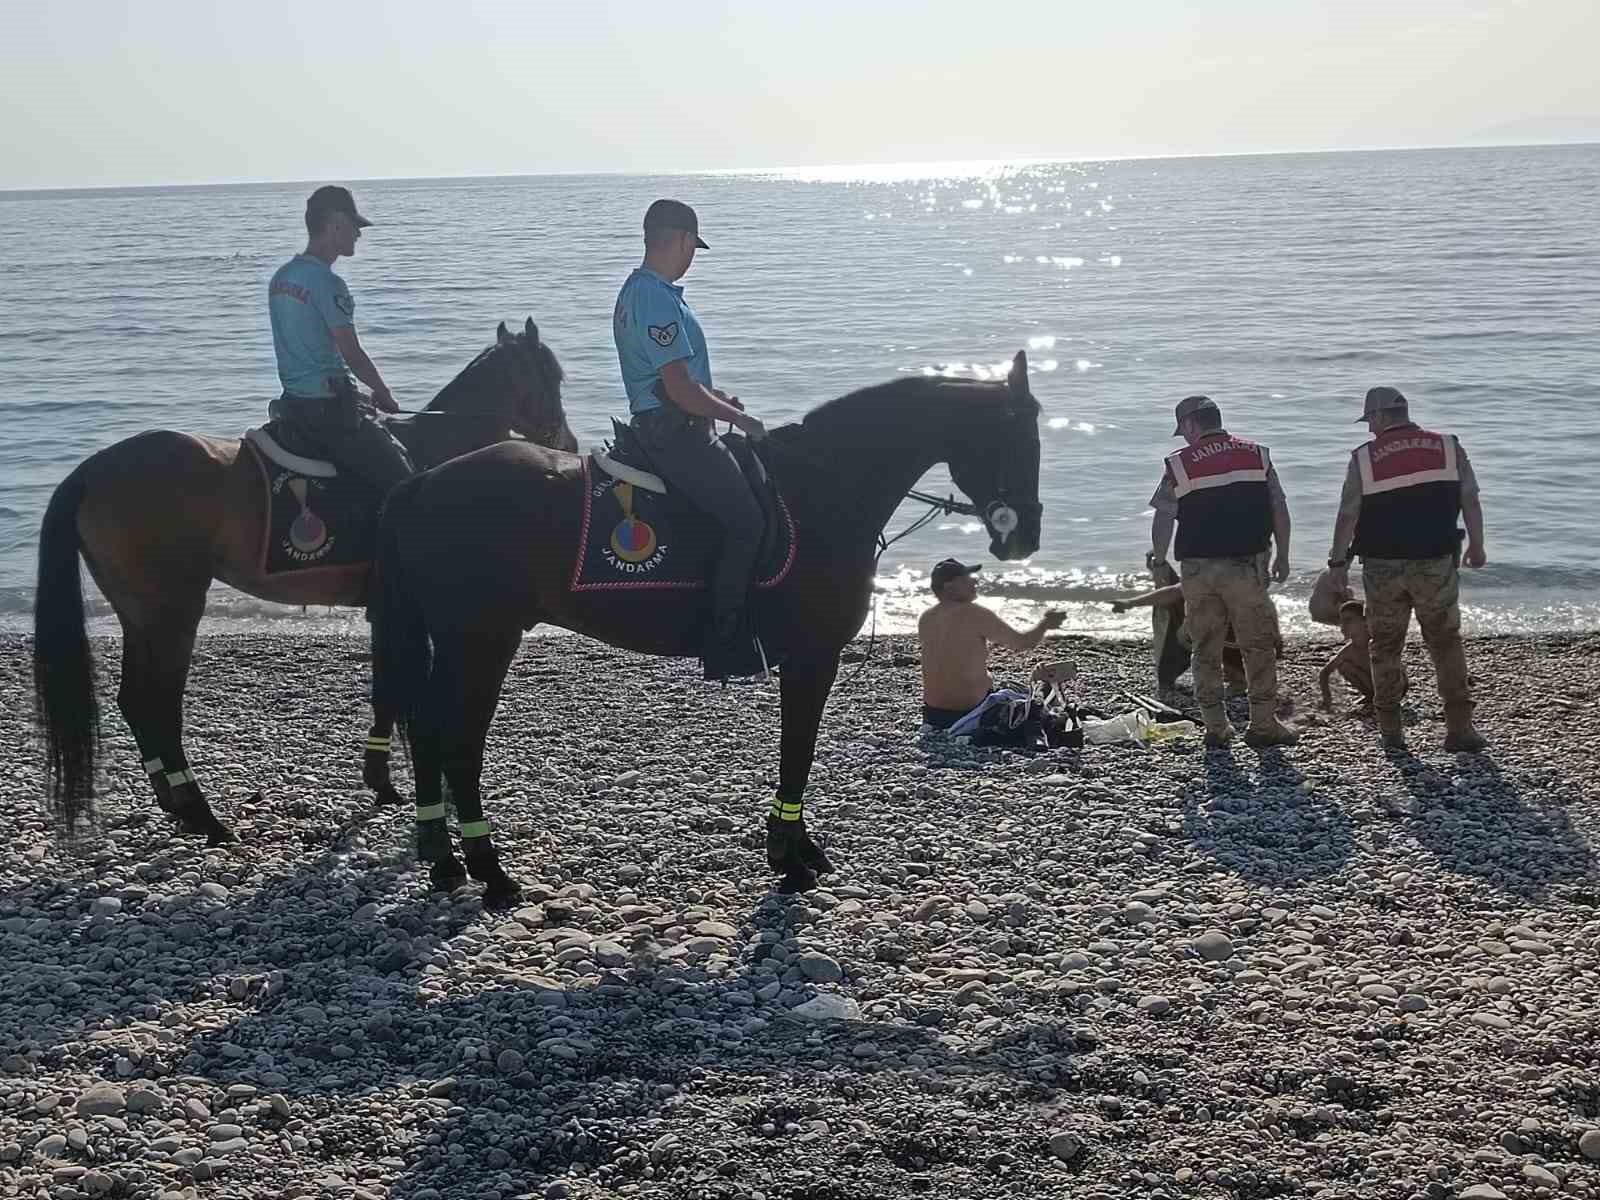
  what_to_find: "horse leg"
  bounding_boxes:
[768,655,840,891]
[116,612,235,845]
[410,685,466,894]
[363,707,403,807]
[433,628,524,910]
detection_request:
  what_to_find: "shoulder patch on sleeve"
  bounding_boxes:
[334,291,355,317]
[647,321,679,347]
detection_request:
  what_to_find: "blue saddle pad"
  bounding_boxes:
[246,433,377,576]
[569,457,795,593]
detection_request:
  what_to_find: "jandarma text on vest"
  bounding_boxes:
[1187,438,1256,463]
[1369,434,1444,465]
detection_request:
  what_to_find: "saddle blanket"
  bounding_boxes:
[244,430,375,576]
[570,457,796,592]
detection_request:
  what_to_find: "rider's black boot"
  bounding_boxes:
[703,608,766,681]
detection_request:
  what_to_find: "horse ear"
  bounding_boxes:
[1009,351,1028,394]
[525,317,539,345]
[497,321,511,345]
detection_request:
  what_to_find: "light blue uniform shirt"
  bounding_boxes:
[612,267,712,414]
[268,254,355,398]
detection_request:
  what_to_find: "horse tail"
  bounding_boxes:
[33,467,99,830]
[370,475,432,741]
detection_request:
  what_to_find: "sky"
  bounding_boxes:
[2,0,1597,189]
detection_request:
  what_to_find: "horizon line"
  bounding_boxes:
[3,136,1597,197]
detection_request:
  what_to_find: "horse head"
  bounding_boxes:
[495,318,578,452]
[946,351,1043,561]
[431,319,578,452]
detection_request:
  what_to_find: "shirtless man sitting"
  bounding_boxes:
[919,558,1065,729]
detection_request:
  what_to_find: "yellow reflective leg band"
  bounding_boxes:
[770,797,804,823]
[143,758,164,775]
[366,737,392,752]
[460,821,491,839]
[165,769,196,788]
[415,803,447,821]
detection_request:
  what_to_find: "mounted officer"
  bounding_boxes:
[1325,386,1487,752]
[267,185,413,494]
[612,199,771,679]
[1149,395,1299,748]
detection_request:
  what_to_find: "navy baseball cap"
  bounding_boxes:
[930,558,981,593]
[307,185,372,228]
[644,199,708,249]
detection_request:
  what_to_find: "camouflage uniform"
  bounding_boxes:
[1361,553,1473,729]
[1151,418,1292,742]
[1328,391,1484,749]
[1180,552,1280,722]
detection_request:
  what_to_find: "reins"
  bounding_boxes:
[885,489,982,554]
[841,489,983,688]
[754,428,1018,689]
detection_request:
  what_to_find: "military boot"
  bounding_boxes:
[1200,707,1235,749]
[1443,704,1488,753]
[1243,703,1300,748]
[1376,708,1406,750]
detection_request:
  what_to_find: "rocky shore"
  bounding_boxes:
[1,629,1597,1200]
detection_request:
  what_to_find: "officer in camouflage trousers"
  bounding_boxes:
[1326,386,1488,752]
[1150,395,1299,749]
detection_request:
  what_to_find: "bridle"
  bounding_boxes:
[750,411,1033,686]
[885,490,1018,556]
[837,488,1024,688]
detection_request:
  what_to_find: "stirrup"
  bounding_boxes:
[703,630,766,682]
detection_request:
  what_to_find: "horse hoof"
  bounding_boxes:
[461,842,520,909]
[429,858,468,893]
[797,831,835,875]
[766,816,832,875]
[775,866,818,895]
[482,879,524,911]
[205,825,239,847]
[372,783,405,809]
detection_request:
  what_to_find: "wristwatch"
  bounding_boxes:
[1326,558,1348,569]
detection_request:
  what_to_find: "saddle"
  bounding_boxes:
[242,423,378,576]
[569,420,795,594]
[608,419,784,556]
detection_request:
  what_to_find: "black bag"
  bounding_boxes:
[972,690,1086,752]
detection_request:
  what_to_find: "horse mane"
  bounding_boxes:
[427,332,566,417]
[768,374,1033,452]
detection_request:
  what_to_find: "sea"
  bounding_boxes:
[2,144,1597,640]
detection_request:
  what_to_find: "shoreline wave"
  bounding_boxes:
[2,568,1595,640]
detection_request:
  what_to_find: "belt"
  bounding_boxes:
[633,405,708,434]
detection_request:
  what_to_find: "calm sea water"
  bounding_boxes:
[2,145,1597,638]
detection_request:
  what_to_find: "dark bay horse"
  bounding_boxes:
[34,319,576,843]
[371,351,1044,905]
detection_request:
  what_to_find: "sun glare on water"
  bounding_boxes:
[712,157,1070,184]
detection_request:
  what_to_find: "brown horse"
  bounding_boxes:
[34,318,576,843]
[370,351,1044,905]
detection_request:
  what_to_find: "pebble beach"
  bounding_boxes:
[2,629,1598,1200]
